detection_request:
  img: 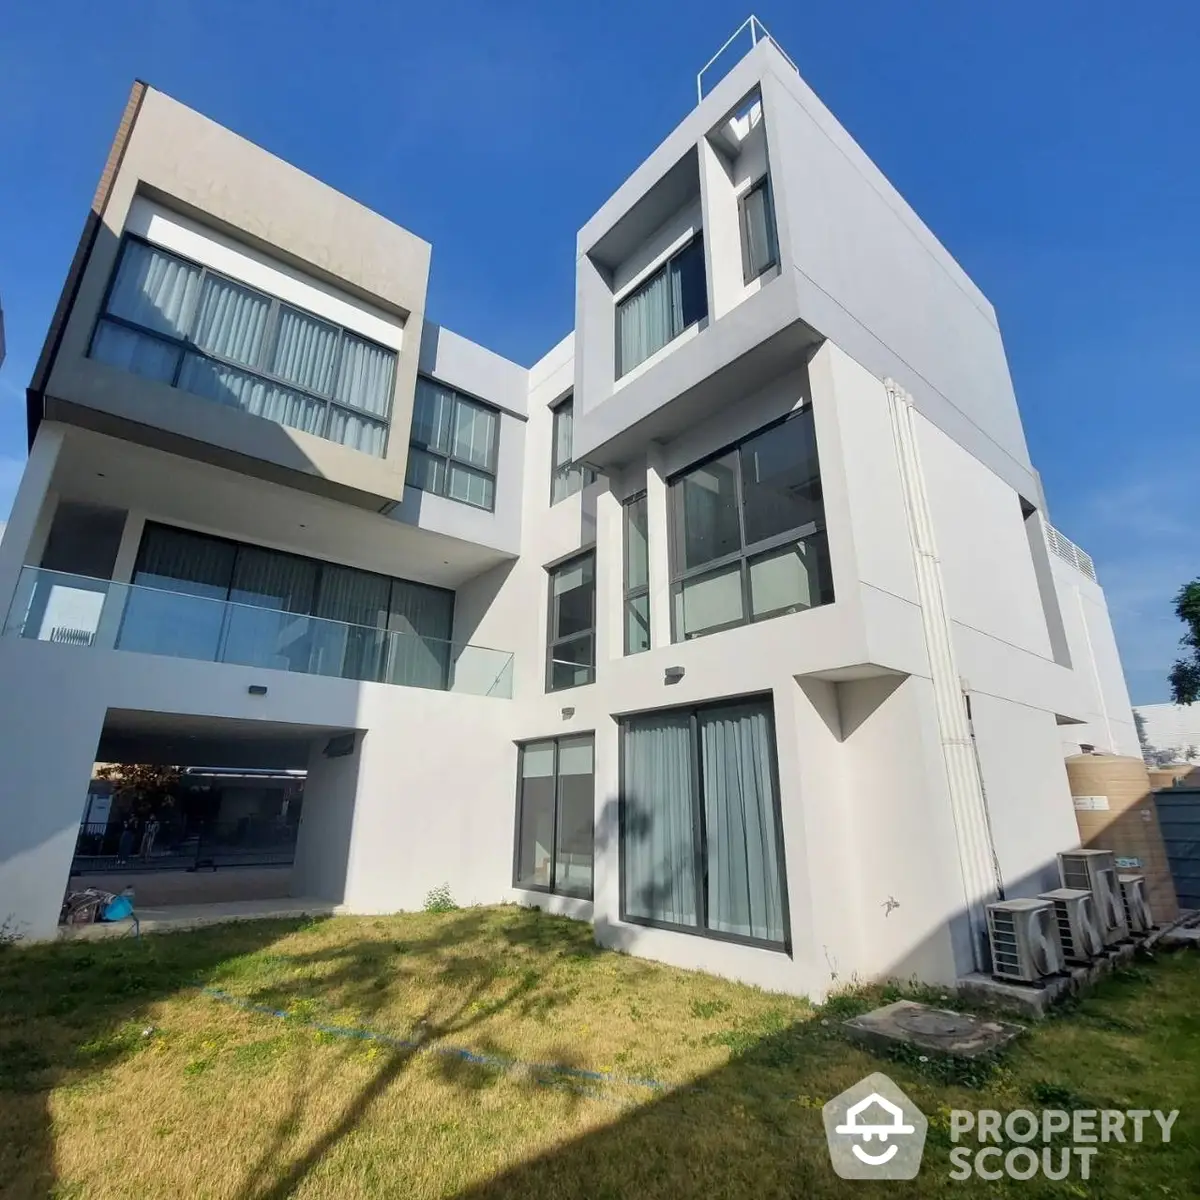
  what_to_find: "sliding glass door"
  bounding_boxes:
[620,696,788,948]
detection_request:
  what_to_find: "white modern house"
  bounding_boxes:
[0,30,1139,997]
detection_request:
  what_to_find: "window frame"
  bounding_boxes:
[614,233,708,379]
[667,407,831,642]
[623,491,651,655]
[616,693,791,952]
[738,175,779,284]
[90,233,397,454]
[549,393,596,505]
[512,733,595,900]
[545,549,596,692]
[407,375,501,512]
[125,520,454,684]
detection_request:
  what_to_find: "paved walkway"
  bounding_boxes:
[70,865,295,906]
[60,896,337,940]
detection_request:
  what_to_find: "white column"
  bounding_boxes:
[644,441,673,649]
[0,423,65,626]
[594,485,622,668]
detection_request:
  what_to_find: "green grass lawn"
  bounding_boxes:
[0,906,1196,1198]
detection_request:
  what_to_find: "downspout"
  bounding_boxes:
[885,380,1001,972]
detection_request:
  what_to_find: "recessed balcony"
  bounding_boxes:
[3,567,514,699]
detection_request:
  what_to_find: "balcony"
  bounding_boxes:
[3,568,514,699]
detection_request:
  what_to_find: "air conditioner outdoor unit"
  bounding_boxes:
[1058,849,1128,946]
[1119,874,1154,933]
[986,899,1065,984]
[1038,887,1104,963]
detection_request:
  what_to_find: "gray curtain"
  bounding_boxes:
[178,356,325,438]
[386,580,453,689]
[700,702,784,942]
[121,525,235,662]
[221,546,318,673]
[312,566,390,681]
[617,270,673,376]
[622,712,697,927]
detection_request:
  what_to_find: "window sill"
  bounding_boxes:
[613,317,706,394]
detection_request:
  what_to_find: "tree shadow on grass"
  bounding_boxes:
[0,907,592,1198]
[0,917,326,1197]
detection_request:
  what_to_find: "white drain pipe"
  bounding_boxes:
[885,380,1001,971]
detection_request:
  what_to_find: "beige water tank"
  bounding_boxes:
[1065,754,1179,923]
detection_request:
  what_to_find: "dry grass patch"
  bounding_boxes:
[0,906,1196,1199]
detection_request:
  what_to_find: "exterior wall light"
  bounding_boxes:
[248,685,268,695]
[561,706,575,719]
[664,666,685,684]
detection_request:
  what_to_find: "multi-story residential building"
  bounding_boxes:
[0,33,1139,996]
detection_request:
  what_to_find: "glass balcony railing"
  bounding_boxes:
[3,567,514,699]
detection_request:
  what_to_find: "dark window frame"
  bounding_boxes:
[738,175,779,284]
[90,233,397,454]
[407,374,501,512]
[126,520,454,685]
[615,233,708,379]
[616,692,791,953]
[512,733,596,900]
[667,407,832,642]
[549,393,597,505]
[545,549,596,692]
[623,491,650,655]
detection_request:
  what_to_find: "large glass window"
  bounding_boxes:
[90,237,397,456]
[739,177,778,283]
[616,235,708,378]
[620,697,788,948]
[407,376,499,511]
[623,492,650,654]
[550,394,596,504]
[513,734,594,898]
[669,407,832,641]
[117,523,452,686]
[546,552,595,691]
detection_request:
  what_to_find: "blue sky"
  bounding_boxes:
[0,1,1196,702]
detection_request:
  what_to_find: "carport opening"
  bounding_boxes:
[62,708,361,925]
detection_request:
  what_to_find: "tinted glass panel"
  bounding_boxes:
[551,556,594,640]
[626,594,651,655]
[740,409,823,545]
[675,453,740,570]
[624,493,649,591]
[671,235,708,330]
[554,736,594,898]
[550,634,594,690]
[674,561,744,640]
[515,742,556,890]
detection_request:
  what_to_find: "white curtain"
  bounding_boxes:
[271,306,339,394]
[191,276,270,368]
[105,240,200,338]
[622,713,698,927]
[90,322,179,383]
[617,270,673,375]
[700,702,784,942]
[327,406,387,456]
[335,335,395,418]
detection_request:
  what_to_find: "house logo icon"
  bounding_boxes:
[823,1072,928,1179]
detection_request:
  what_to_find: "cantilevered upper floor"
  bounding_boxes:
[571,36,1038,506]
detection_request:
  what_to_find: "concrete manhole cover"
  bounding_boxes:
[842,1000,1024,1060]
